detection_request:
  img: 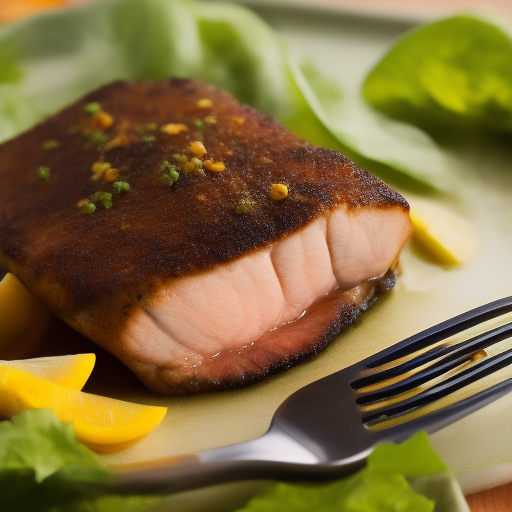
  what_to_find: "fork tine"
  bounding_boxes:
[375,377,512,445]
[363,296,512,370]
[363,346,512,426]
[354,322,512,404]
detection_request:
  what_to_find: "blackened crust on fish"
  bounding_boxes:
[134,268,397,395]
[0,79,408,310]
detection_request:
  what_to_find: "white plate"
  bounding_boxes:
[25,0,512,502]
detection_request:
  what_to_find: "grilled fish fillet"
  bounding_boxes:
[0,79,412,394]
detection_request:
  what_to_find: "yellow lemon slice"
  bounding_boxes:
[0,365,167,453]
[0,273,52,358]
[0,353,96,390]
[409,199,479,266]
[0,0,68,23]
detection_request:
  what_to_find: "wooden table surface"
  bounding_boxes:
[1,0,512,510]
[466,481,512,511]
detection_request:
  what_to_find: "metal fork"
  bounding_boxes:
[111,296,512,494]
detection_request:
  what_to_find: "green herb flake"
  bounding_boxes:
[158,160,180,185]
[83,102,102,116]
[41,140,59,150]
[234,197,256,214]
[88,130,108,149]
[81,203,96,214]
[135,123,157,135]
[112,181,131,194]
[36,166,50,181]
[161,169,180,185]
[188,157,205,176]
[90,191,113,209]
[169,168,180,181]
[193,118,204,129]
[142,134,156,143]
[172,153,188,165]
[158,160,172,173]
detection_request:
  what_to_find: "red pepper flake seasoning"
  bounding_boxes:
[91,161,119,182]
[77,198,89,207]
[104,121,132,150]
[103,167,120,182]
[91,111,114,130]
[203,159,225,172]
[189,141,206,157]
[196,98,213,108]
[161,123,188,135]
[77,199,96,214]
[172,154,205,176]
[270,183,288,200]
[104,135,129,150]
[91,161,111,181]
[81,102,113,146]
[184,157,205,176]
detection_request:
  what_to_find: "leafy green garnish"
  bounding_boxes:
[367,430,447,477]
[0,408,103,483]
[0,411,459,512]
[0,409,162,512]
[363,15,512,134]
[0,0,450,190]
[236,474,433,512]
[291,59,451,191]
[234,432,446,512]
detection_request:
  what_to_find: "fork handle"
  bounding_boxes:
[108,428,364,494]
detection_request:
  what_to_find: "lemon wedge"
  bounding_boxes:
[0,353,96,390]
[0,273,52,358]
[0,365,167,453]
[409,199,479,266]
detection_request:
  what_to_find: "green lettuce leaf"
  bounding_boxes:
[367,430,447,477]
[0,409,161,512]
[0,406,103,482]
[234,432,446,512]
[292,59,451,191]
[233,474,433,512]
[0,411,465,512]
[363,15,512,134]
[0,0,448,190]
